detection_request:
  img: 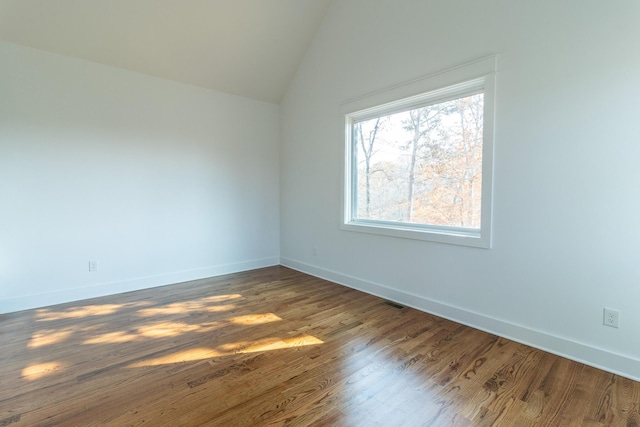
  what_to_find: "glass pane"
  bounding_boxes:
[353,93,483,229]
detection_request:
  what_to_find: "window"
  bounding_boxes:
[341,57,496,248]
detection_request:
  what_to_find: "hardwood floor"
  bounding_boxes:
[1,266,639,426]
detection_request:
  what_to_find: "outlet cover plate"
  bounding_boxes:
[603,308,620,328]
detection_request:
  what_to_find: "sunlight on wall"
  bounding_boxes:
[22,362,66,380]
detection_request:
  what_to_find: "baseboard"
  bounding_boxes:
[280,256,640,382]
[1,257,279,314]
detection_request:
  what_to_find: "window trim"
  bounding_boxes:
[340,56,497,248]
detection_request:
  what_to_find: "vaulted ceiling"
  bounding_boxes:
[0,0,332,104]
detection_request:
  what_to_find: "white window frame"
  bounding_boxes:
[340,56,497,248]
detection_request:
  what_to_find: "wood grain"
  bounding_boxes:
[0,266,638,426]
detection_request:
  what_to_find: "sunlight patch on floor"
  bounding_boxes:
[128,347,222,367]
[235,335,324,354]
[83,330,139,344]
[200,294,243,303]
[37,304,124,320]
[136,302,236,317]
[137,321,206,338]
[28,328,74,348]
[228,313,282,325]
[80,313,282,344]
[128,335,324,367]
[36,301,151,321]
[22,362,66,380]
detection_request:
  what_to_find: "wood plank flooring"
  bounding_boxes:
[1,266,639,426]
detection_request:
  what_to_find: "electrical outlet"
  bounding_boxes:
[603,308,620,328]
[89,260,99,272]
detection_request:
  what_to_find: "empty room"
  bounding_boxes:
[2,0,640,425]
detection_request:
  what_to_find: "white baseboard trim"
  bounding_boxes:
[280,256,640,382]
[1,257,279,314]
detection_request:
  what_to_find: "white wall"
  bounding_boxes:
[280,1,640,379]
[0,42,280,313]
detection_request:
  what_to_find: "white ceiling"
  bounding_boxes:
[0,0,332,104]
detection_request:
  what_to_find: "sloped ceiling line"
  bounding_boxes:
[0,0,333,104]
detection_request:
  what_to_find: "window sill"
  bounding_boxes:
[341,220,491,248]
